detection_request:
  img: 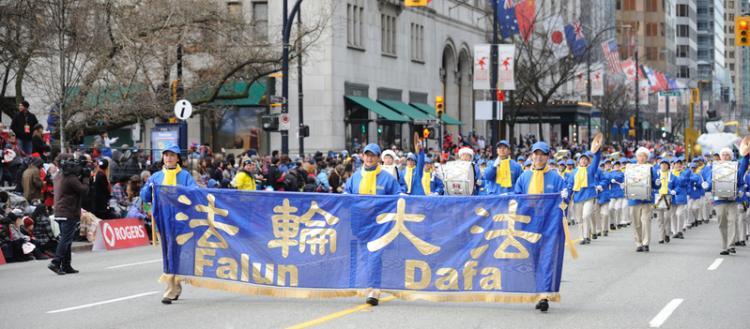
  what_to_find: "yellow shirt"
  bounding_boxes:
[232,171,257,191]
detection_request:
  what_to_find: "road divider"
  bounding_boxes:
[106,259,162,269]
[707,258,723,271]
[649,298,683,328]
[46,291,159,314]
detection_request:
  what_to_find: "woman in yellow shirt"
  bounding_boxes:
[231,159,258,191]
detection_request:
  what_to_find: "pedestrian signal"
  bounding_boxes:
[423,128,430,139]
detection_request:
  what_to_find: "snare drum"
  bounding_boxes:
[625,164,652,200]
[440,160,475,195]
[712,161,738,199]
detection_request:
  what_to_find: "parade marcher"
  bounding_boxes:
[344,142,401,306]
[399,152,423,195]
[654,158,676,244]
[627,147,660,252]
[595,159,613,236]
[140,144,198,305]
[669,158,691,240]
[687,161,706,229]
[566,134,603,245]
[484,140,522,195]
[48,154,90,275]
[380,149,400,181]
[512,141,567,313]
[422,158,444,195]
[10,101,38,155]
[609,159,627,228]
[231,159,258,191]
[704,139,750,255]
[734,179,748,247]
[699,155,713,223]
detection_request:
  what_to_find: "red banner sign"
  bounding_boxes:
[93,218,149,251]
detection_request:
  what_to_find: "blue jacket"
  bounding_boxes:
[513,167,567,196]
[596,170,611,204]
[609,170,625,199]
[627,165,661,206]
[344,166,402,195]
[705,156,749,204]
[484,157,523,195]
[566,151,602,203]
[426,173,445,195]
[140,168,197,203]
[669,169,692,206]
[399,151,425,195]
[687,172,704,200]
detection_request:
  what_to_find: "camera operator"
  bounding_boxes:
[47,154,90,275]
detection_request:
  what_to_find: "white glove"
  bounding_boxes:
[701,182,709,190]
[670,190,677,196]
[430,192,439,196]
[655,180,661,186]
[596,186,603,192]
[560,189,569,199]
[746,192,750,198]
[611,179,618,184]
[399,192,408,196]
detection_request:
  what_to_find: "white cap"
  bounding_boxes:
[458,147,474,158]
[635,147,650,157]
[381,149,398,162]
[720,147,733,157]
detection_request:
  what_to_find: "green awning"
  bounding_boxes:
[64,84,147,107]
[378,100,433,121]
[345,96,409,122]
[410,103,463,125]
[198,81,266,107]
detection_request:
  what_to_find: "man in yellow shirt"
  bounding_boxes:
[231,159,258,191]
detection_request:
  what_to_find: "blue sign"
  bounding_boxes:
[153,186,568,303]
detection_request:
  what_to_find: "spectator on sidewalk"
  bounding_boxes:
[31,123,50,159]
[92,159,113,219]
[10,101,38,155]
[22,156,43,203]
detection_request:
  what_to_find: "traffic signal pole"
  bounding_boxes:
[281,0,303,155]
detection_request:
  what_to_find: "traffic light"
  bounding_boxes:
[404,0,430,7]
[435,96,444,117]
[377,126,382,135]
[629,115,635,128]
[261,114,279,131]
[736,16,750,46]
[423,127,430,139]
[299,124,310,138]
[170,79,179,104]
[691,88,700,104]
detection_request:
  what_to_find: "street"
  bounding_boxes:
[1,219,749,329]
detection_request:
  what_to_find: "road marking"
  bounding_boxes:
[707,258,723,271]
[649,298,684,328]
[47,291,159,314]
[285,295,396,329]
[106,259,162,269]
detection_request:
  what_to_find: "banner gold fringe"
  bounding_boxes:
[159,274,560,304]
[560,202,579,259]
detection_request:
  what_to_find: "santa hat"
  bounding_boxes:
[458,147,474,158]
[23,216,34,227]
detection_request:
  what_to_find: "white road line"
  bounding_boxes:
[649,298,684,328]
[707,258,724,271]
[46,291,159,314]
[106,259,162,269]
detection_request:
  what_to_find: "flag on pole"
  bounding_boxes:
[497,44,516,90]
[621,59,636,80]
[643,66,658,88]
[564,20,587,58]
[515,0,536,42]
[496,0,536,41]
[545,15,569,59]
[473,44,491,90]
[601,39,622,74]
[574,70,587,96]
[655,72,668,91]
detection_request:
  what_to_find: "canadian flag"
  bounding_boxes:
[545,15,568,59]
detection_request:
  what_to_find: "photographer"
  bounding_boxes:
[48,154,90,275]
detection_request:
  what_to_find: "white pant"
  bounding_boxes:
[688,198,703,224]
[618,199,630,224]
[599,202,610,233]
[715,203,738,250]
[671,204,687,235]
[734,204,746,243]
[655,208,671,241]
[702,194,712,220]
[575,199,596,239]
[630,204,652,247]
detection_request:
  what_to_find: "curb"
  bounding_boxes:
[72,242,93,253]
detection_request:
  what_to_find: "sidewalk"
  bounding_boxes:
[72,241,93,253]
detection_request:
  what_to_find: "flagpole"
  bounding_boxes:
[491,1,499,146]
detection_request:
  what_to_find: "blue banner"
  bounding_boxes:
[153,186,568,303]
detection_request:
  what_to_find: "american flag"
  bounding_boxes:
[601,39,622,74]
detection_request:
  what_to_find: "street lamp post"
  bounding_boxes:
[281,0,304,155]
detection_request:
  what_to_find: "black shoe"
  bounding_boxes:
[604,231,608,237]
[535,299,549,312]
[592,234,598,240]
[62,266,79,274]
[34,254,49,260]
[47,263,65,275]
[720,250,730,255]
[161,297,172,305]
[366,297,379,306]
[730,248,736,254]
[610,224,616,230]
[643,246,650,252]
[665,236,671,243]
[658,240,664,244]
[637,246,644,252]
[677,233,684,239]
[740,241,747,246]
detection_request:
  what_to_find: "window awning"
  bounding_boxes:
[345,96,410,122]
[199,81,266,107]
[378,100,433,122]
[410,103,463,125]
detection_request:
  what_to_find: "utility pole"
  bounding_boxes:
[297,5,304,158]
[490,1,499,146]
[58,0,66,151]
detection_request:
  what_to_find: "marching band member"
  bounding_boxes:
[595,159,613,236]
[699,155,713,223]
[704,139,750,256]
[399,152,424,195]
[380,149,400,181]
[423,158,445,195]
[687,161,706,229]
[566,134,603,245]
[628,148,660,252]
[669,158,691,240]
[344,142,401,306]
[484,140,522,195]
[734,181,748,247]
[458,147,483,194]
[610,159,627,228]
[654,158,676,244]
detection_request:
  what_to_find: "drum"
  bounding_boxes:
[712,161,738,199]
[440,160,475,195]
[624,164,652,200]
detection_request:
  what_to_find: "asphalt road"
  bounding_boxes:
[1,219,748,329]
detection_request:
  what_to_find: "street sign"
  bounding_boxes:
[658,91,680,97]
[279,113,290,131]
[174,99,192,120]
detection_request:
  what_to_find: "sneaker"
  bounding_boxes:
[61,266,79,274]
[720,250,730,255]
[636,246,644,252]
[47,263,65,275]
[729,248,736,254]
[643,246,650,252]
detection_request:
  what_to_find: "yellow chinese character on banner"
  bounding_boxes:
[175,194,239,249]
[470,200,541,259]
[367,198,440,255]
[268,199,340,258]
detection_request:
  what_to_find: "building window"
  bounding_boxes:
[730,37,735,45]
[645,47,657,60]
[347,2,364,48]
[410,23,424,62]
[623,0,635,10]
[381,14,397,56]
[646,0,658,11]
[730,63,735,71]
[227,2,244,41]
[729,50,735,59]
[646,23,657,36]
[677,45,689,58]
[677,24,690,37]
[679,66,690,78]
[252,1,268,41]
[677,4,689,17]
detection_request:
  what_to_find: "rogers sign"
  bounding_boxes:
[99,219,149,250]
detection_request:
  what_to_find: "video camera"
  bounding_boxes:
[60,158,91,178]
